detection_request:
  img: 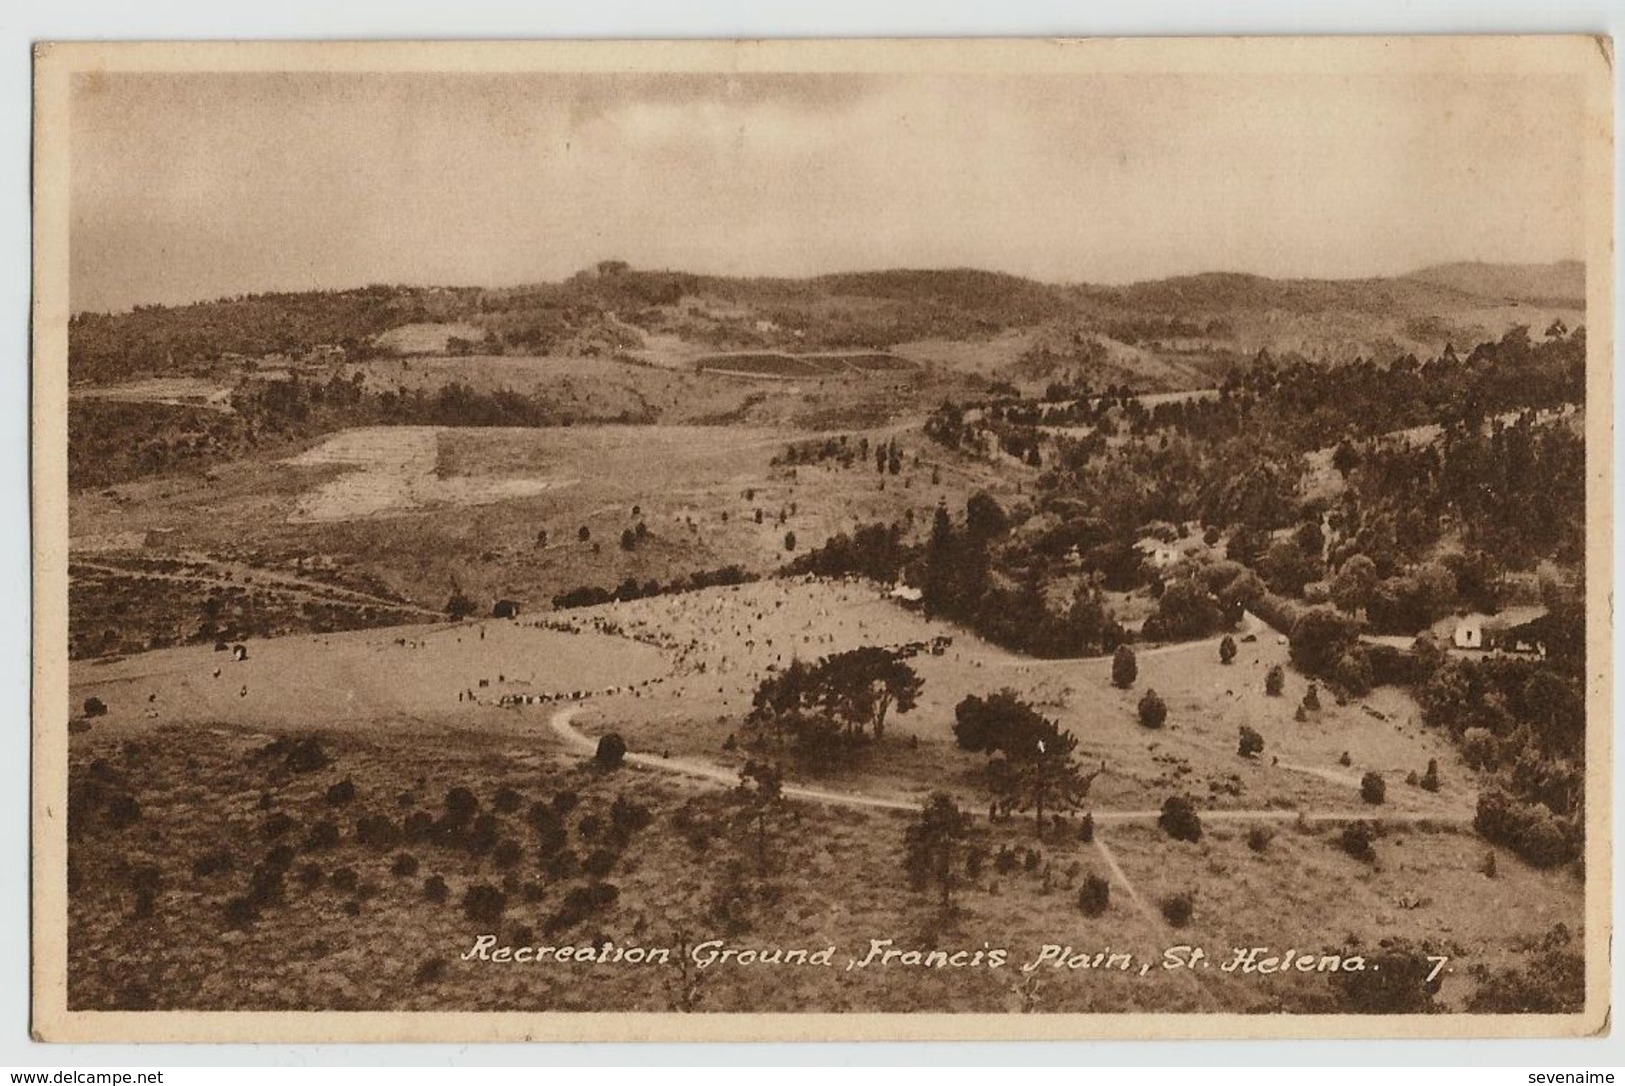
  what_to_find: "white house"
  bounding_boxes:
[1452,615,1485,650]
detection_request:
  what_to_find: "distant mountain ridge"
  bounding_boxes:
[1404,260,1584,306]
[66,261,1586,388]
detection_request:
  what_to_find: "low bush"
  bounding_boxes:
[1158,796,1202,842]
[1160,892,1194,928]
[595,734,628,769]
[1360,772,1386,805]
[1078,874,1110,916]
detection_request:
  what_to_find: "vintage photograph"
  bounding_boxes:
[30,37,1612,1041]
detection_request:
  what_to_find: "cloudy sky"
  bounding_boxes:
[69,69,1587,313]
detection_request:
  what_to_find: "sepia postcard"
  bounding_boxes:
[30,36,1614,1042]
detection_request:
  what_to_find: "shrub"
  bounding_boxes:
[303,818,341,850]
[247,863,285,907]
[1334,651,1374,697]
[1338,751,1352,767]
[1465,925,1583,1013]
[462,882,507,925]
[1111,646,1138,689]
[583,848,618,877]
[536,823,568,858]
[443,786,479,828]
[467,813,499,855]
[262,812,295,839]
[1158,796,1202,842]
[1475,789,1578,869]
[492,839,523,868]
[297,862,323,890]
[1420,759,1440,793]
[1302,683,1321,712]
[544,882,620,934]
[542,847,579,880]
[191,849,235,879]
[1265,665,1285,697]
[1137,689,1167,729]
[83,696,108,718]
[403,810,435,842]
[423,875,449,903]
[281,737,331,774]
[355,813,400,849]
[1329,938,1442,1013]
[595,734,628,769]
[1246,826,1274,853]
[1360,772,1386,805]
[493,786,523,814]
[391,852,420,878]
[1238,725,1265,758]
[552,790,580,815]
[1460,728,1500,771]
[1219,635,1237,665]
[324,778,357,805]
[1160,891,1194,928]
[610,795,654,838]
[330,867,359,894]
[1078,812,1094,844]
[223,895,260,929]
[263,843,296,872]
[1078,874,1110,916]
[1339,822,1376,862]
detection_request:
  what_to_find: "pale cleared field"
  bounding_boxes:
[282,427,575,523]
[70,617,664,732]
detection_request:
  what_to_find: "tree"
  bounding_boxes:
[577,525,591,543]
[747,648,923,756]
[1137,689,1167,729]
[620,528,637,551]
[968,694,1103,836]
[730,760,791,875]
[1331,554,1379,614]
[1219,635,1237,665]
[1111,645,1138,689]
[903,792,970,910]
[815,647,923,742]
[1289,607,1363,678]
[953,690,1048,754]
[1420,758,1440,793]
[1144,578,1226,640]
[965,490,1009,545]
[1265,664,1285,697]
[1260,538,1317,597]
[445,586,476,621]
[989,722,1105,837]
[783,531,797,552]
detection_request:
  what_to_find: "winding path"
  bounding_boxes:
[546,705,1471,828]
